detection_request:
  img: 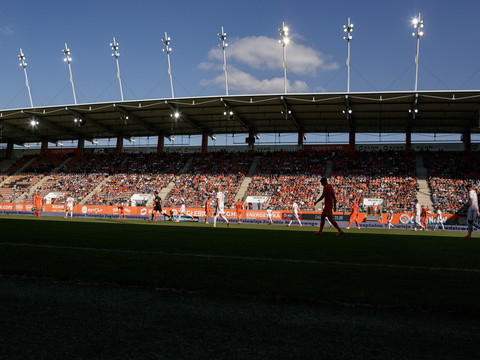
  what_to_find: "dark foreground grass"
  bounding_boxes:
[1,216,480,315]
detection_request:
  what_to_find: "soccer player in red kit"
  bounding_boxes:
[421,205,428,231]
[314,177,343,236]
[235,200,243,223]
[33,193,42,217]
[347,199,360,230]
[205,198,212,224]
[118,202,126,219]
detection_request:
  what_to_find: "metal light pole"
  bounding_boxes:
[343,18,354,93]
[62,43,77,104]
[218,26,229,96]
[412,13,425,92]
[110,37,124,101]
[278,22,289,94]
[18,49,33,107]
[162,32,175,98]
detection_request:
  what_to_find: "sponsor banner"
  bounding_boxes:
[363,198,384,206]
[46,148,78,156]
[304,144,351,152]
[355,143,468,152]
[381,213,463,225]
[245,196,269,204]
[14,203,34,212]
[2,203,473,226]
[0,203,14,211]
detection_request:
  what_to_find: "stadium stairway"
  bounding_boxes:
[415,154,434,209]
[15,157,73,203]
[79,156,131,205]
[233,155,261,203]
[80,176,110,205]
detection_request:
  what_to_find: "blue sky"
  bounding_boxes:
[1,0,479,111]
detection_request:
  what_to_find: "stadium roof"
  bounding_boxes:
[1,90,479,145]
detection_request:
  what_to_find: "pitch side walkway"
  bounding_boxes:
[0,276,479,360]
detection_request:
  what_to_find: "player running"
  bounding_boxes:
[413,199,425,232]
[118,202,126,219]
[314,177,343,236]
[177,199,194,222]
[151,191,163,221]
[212,187,230,228]
[65,194,75,219]
[346,199,360,230]
[33,193,42,217]
[421,205,428,231]
[235,200,243,223]
[266,207,273,225]
[204,197,212,224]
[387,207,395,229]
[433,207,445,231]
[287,202,303,227]
[464,183,480,238]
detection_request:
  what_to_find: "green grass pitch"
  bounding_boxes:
[1,215,479,315]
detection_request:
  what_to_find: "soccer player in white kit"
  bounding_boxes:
[387,208,395,229]
[287,202,303,227]
[213,188,230,228]
[177,200,194,222]
[433,208,445,231]
[266,208,273,225]
[464,183,480,238]
[413,199,425,231]
[65,194,75,218]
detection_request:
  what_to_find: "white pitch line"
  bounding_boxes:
[1,242,480,273]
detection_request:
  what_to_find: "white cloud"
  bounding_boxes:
[202,33,338,93]
[1,25,13,35]
[203,65,310,94]
[198,62,215,70]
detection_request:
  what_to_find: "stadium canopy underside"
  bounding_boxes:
[0,90,479,145]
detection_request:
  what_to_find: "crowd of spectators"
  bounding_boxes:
[35,154,125,205]
[424,152,480,213]
[329,151,418,213]
[243,150,330,210]
[2,149,480,216]
[91,153,189,206]
[164,151,253,208]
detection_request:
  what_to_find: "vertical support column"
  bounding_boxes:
[201,133,208,155]
[248,129,255,154]
[76,138,84,156]
[41,140,48,156]
[157,134,164,155]
[297,131,304,154]
[6,141,14,160]
[406,130,412,152]
[349,129,356,154]
[463,129,471,153]
[115,136,123,156]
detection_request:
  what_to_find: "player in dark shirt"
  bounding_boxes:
[151,191,163,221]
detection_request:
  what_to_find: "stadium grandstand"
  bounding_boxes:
[0,90,479,220]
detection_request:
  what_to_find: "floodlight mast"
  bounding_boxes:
[17,48,33,108]
[162,32,175,98]
[412,13,425,92]
[110,37,124,101]
[62,42,77,104]
[343,17,354,93]
[278,21,289,94]
[218,26,229,96]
